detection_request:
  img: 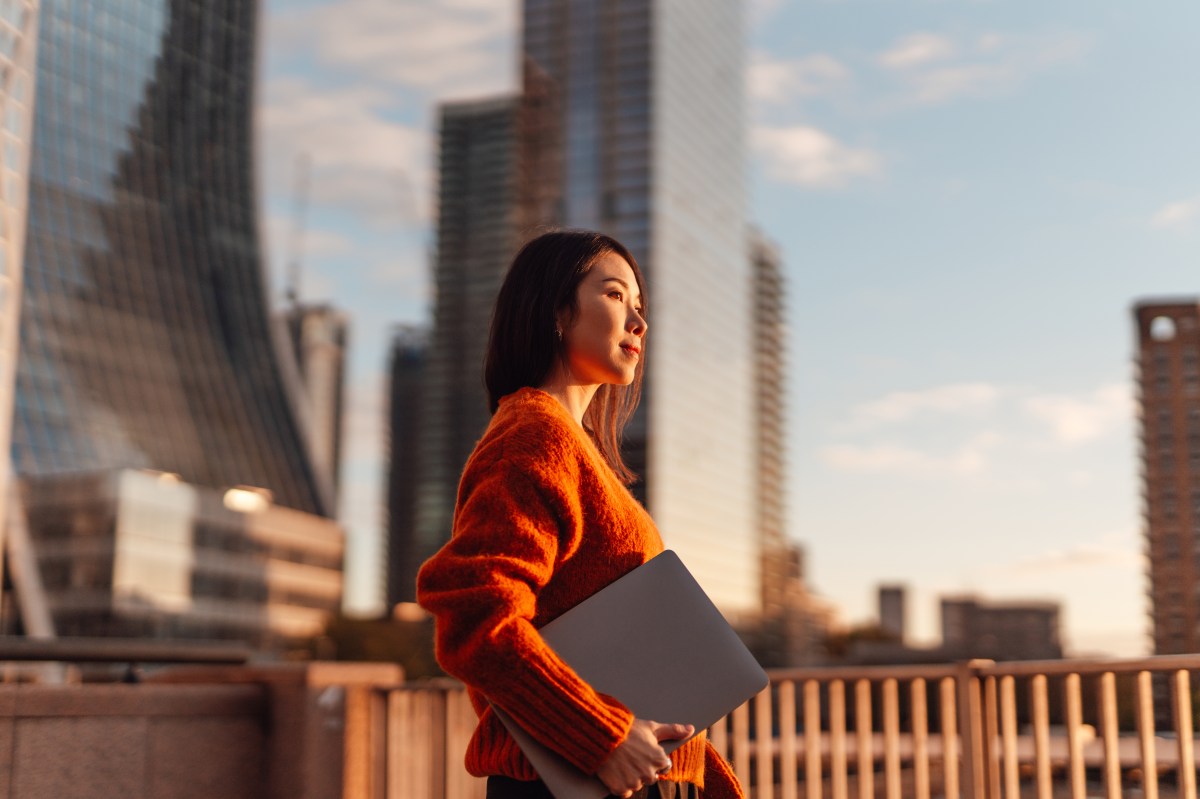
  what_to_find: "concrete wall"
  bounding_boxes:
[0,662,403,799]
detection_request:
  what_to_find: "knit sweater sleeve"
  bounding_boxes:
[416,457,635,774]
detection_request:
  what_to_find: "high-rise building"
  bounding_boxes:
[0,0,40,576]
[3,0,342,646]
[409,96,523,586]
[1134,300,1200,655]
[385,324,427,607]
[753,230,787,597]
[522,0,757,617]
[283,302,349,508]
[751,230,817,664]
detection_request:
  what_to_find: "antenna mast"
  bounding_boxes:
[285,153,311,306]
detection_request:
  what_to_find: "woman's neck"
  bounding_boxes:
[536,377,599,426]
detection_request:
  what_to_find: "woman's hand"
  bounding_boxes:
[596,718,694,798]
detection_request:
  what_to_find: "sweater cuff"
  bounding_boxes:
[496,681,635,774]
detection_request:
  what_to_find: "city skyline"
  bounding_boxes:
[258,0,1200,656]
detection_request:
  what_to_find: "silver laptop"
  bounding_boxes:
[494,550,768,799]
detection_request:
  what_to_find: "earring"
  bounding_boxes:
[555,327,563,342]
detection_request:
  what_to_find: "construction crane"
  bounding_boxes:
[285,152,311,308]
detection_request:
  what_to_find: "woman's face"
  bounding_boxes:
[559,252,648,387]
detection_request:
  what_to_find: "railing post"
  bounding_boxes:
[956,660,992,799]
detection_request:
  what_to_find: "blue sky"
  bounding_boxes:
[257,0,1200,656]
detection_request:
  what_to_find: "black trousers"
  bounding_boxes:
[486,776,698,799]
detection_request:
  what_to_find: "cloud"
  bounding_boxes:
[878,33,956,70]
[753,125,882,188]
[1021,383,1132,445]
[749,0,785,25]
[263,212,356,263]
[258,78,431,227]
[821,433,1001,477]
[846,382,1004,429]
[749,51,850,107]
[995,531,1141,576]
[820,381,1132,481]
[1151,197,1200,230]
[267,0,517,101]
[877,30,1091,106]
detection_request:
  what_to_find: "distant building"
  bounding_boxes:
[878,584,906,643]
[283,302,349,509]
[409,96,522,585]
[756,540,839,667]
[1134,300,1200,655]
[750,230,821,664]
[385,325,427,607]
[941,595,1062,661]
[2,0,342,647]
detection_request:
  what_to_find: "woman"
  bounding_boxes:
[417,230,743,799]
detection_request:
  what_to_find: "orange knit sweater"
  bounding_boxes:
[417,388,742,797]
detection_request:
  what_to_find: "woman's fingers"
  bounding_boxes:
[649,721,695,742]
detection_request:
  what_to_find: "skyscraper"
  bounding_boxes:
[14,0,331,515]
[522,0,757,616]
[409,96,522,587]
[1135,300,1200,655]
[3,0,342,647]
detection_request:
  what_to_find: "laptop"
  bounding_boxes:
[493,549,768,799]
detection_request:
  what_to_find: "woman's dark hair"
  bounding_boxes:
[485,229,646,484]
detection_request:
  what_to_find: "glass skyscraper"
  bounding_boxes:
[523,0,758,615]
[13,0,331,516]
[1,0,343,647]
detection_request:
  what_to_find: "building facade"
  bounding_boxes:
[941,595,1062,661]
[522,0,757,617]
[878,584,906,643]
[15,469,342,648]
[0,0,39,572]
[12,0,331,515]
[1134,300,1200,655]
[408,96,522,595]
[3,0,342,645]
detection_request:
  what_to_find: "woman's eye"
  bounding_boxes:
[608,290,623,301]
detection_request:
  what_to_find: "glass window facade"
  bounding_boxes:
[0,0,38,550]
[11,0,330,516]
[523,0,758,615]
[409,97,520,591]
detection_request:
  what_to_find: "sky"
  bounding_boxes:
[256,0,1200,657]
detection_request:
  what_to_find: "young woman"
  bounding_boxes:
[417,230,743,799]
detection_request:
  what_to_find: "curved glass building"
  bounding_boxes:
[1,0,342,647]
[12,0,331,516]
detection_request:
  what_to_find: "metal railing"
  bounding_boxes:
[381,655,1200,799]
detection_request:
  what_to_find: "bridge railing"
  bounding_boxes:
[379,655,1200,799]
